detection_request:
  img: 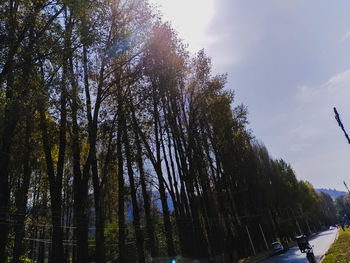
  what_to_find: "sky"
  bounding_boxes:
[150,0,350,190]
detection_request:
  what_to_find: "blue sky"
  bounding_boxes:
[152,0,350,190]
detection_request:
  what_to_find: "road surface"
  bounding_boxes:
[263,228,338,263]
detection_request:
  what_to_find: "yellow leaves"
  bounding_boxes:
[80,140,90,164]
[51,143,59,166]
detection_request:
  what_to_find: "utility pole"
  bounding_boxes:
[245,225,256,256]
[259,224,269,250]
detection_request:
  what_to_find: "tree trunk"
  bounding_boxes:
[68,38,90,260]
[124,119,145,263]
[71,122,89,263]
[0,65,18,263]
[117,105,126,263]
[73,183,89,263]
[51,55,68,263]
[38,230,45,263]
[134,129,157,257]
[39,102,65,263]
[155,163,175,257]
[92,155,106,263]
[0,138,13,262]
[12,116,32,263]
[152,87,175,257]
[51,192,65,263]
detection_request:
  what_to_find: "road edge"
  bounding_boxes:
[319,228,339,263]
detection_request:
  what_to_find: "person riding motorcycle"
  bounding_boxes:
[296,235,316,263]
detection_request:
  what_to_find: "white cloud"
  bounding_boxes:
[341,30,350,42]
[297,69,350,107]
[288,143,307,153]
[250,69,350,189]
[203,0,350,189]
[286,69,350,188]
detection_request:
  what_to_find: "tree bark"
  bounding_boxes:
[152,87,175,257]
[117,106,126,263]
[124,117,145,262]
[39,104,65,263]
[134,127,157,257]
[0,112,17,262]
[12,116,32,263]
[68,37,90,260]
[71,97,89,263]
[0,25,18,261]
[92,154,106,263]
[130,96,175,257]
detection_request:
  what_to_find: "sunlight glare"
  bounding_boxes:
[149,0,214,53]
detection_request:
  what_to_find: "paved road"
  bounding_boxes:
[263,228,338,263]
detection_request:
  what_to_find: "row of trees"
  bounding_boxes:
[0,0,336,262]
[335,193,350,224]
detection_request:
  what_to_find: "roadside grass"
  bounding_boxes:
[322,227,348,263]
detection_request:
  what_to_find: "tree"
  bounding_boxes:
[319,192,337,226]
[0,2,64,259]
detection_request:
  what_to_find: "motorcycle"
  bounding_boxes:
[305,245,316,263]
[295,235,316,263]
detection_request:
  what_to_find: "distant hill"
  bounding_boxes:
[316,188,347,199]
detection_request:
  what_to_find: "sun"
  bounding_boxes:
[149,0,215,53]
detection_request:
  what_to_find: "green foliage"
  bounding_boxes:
[104,221,118,262]
[335,194,350,222]
[319,192,337,225]
[19,256,33,263]
[323,227,348,263]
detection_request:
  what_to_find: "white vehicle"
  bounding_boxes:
[270,242,285,255]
